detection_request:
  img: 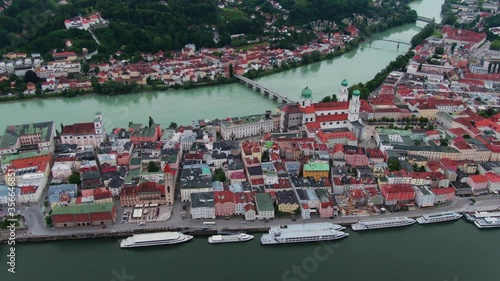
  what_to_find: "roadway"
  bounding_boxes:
[8,194,499,240]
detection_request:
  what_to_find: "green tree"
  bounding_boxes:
[149,116,155,127]
[387,159,401,171]
[262,150,270,162]
[229,64,234,78]
[35,88,42,96]
[213,168,227,182]
[169,122,178,129]
[311,50,321,62]
[302,53,312,64]
[148,161,160,172]
[491,40,500,51]
[82,63,90,73]
[440,139,449,147]
[45,216,52,227]
[68,172,81,184]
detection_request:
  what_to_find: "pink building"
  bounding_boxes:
[466,175,489,195]
[214,191,235,217]
[344,147,369,167]
[430,187,455,204]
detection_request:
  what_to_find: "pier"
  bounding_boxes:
[234,75,295,104]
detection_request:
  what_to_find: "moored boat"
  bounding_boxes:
[261,222,349,245]
[120,232,193,248]
[351,216,415,231]
[208,233,254,244]
[474,217,500,229]
[416,212,463,224]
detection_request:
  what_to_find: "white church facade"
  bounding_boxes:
[280,79,364,139]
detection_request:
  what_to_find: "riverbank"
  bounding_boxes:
[4,195,498,244]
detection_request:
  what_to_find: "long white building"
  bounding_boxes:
[220,112,274,140]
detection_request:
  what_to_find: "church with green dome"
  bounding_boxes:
[280,80,363,139]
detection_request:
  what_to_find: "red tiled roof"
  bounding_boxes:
[62,122,95,135]
[430,187,455,195]
[469,175,488,183]
[315,114,349,123]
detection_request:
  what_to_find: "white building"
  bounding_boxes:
[414,186,436,208]
[51,162,73,180]
[190,192,216,219]
[221,113,274,140]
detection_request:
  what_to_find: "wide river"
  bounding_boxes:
[0,1,442,131]
[6,1,498,281]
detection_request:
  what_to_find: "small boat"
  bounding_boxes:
[120,232,193,248]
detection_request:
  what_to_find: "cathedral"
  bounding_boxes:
[279,79,364,139]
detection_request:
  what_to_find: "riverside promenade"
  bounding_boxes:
[2,195,499,243]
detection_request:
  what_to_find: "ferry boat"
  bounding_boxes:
[416,212,463,224]
[474,217,500,229]
[120,232,193,248]
[260,222,349,245]
[208,233,254,244]
[351,216,416,231]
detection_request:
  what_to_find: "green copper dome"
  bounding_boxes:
[353,89,361,96]
[301,86,313,99]
[341,79,348,87]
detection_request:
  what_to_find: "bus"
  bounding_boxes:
[202,222,216,225]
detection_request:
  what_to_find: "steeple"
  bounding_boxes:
[300,86,313,108]
[338,79,348,102]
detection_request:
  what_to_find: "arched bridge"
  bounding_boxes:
[234,75,295,104]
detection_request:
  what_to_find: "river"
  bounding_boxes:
[7,1,496,281]
[0,0,443,131]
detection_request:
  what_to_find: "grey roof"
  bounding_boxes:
[48,184,77,204]
[0,121,54,150]
[191,192,215,208]
[276,190,299,205]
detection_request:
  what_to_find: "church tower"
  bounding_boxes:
[163,163,175,205]
[94,111,105,146]
[348,90,361,123]
[337,79,349,102]
[299,86,313,108]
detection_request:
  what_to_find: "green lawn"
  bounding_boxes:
[223,8,247,21]
[235,42,270,51]
[433,29,443,38]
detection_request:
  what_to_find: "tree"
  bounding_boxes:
[35,88,42,96]
[68,172,81,185]
[94,66,99,74]
[229,63,234,78]
[311,50,321,62]
[148,116,155,127]
[387,158,401,171]
[320,96,332,103]
[82,63,90,73]
[302,53,312,64]
[24,70,40,84]
[169,122,178,129]
[262,150,270,162]
[148,161,160,172]
[440,139,449,147]
[45,216,52,227]
[490,40,500,51]
[213,168,226,182]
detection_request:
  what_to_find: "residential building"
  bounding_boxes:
[276,190,299,214]
[414,186,436,208]
[190,192,215,219]
[0,121,55,155]
[466,175,489,195]
[380,184,416,205]
[303,161,329,181]
[221,112,274,140]
[255,192,275,219]
[430,187,456,204]
[119,182,166,207]
[48,184,77,208]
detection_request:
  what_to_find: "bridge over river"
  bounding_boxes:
[234,75,295,104]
